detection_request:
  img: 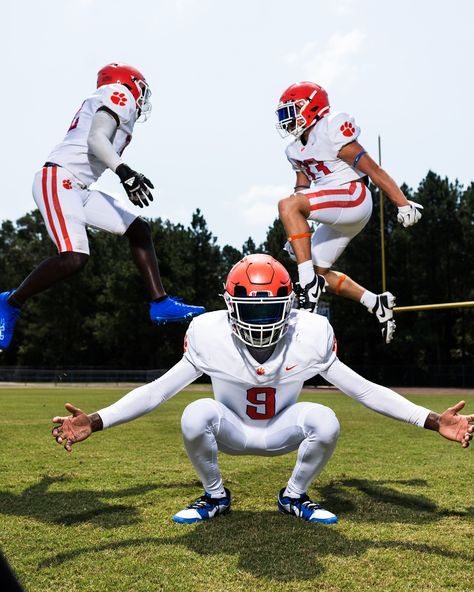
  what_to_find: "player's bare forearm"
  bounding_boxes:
[338,141,409,207]
[367,167,409,207]
[293,171,311,193]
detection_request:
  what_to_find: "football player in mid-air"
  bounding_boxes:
[0,62,205,351]
[276,82,423,343]
[52,254,473,525]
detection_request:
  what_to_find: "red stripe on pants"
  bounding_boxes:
[308,182,367,211]
[51,167,73,251]
[41,167,63,251]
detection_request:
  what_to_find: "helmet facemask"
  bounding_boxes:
[134,79,152,122]
[224,289,295,348]
[275,99,310,139]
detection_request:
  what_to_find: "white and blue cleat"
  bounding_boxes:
[172,488,231,524]
[277,488,337,524]
[0,291,21,351]
[150,296,205,325]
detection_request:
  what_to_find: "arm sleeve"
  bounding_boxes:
[97,357,203,429]
[320,358,431,427]
[87,110,123,172]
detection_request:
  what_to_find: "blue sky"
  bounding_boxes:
[2,0,473,249]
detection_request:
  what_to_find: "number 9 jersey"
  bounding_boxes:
[183,309,337,426]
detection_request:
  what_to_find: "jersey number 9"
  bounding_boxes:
[246,387,276,420]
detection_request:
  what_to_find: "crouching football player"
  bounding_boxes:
[51,255,473,524]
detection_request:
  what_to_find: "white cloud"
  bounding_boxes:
[284,30,366,87]
[237,184,291,229]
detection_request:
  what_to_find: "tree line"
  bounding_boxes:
[0,171,473,383]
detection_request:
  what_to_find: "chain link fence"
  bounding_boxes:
[0,365,473,387]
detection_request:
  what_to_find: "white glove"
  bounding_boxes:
[397,201,423,227]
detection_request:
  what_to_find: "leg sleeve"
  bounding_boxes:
[265,402,340,495]
[180,398,248,495]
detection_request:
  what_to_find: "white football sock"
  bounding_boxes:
[206,486,226,498]
[297,260,315,288]
[360,290,377,311]
[283,484,304,498]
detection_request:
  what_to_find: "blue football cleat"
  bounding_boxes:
[150,296,206,325]
[277,488,337,524]
[0,291,21,351]
[172,488,231,524]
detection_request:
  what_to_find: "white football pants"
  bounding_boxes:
[32,166,137,255]
[299,180,373,268]
[181,398,340,496]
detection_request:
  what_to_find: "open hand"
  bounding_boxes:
[438,401,474,448]
[52,403,92,452]
[115,163,154,208]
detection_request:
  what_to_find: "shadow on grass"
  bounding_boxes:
[38,509,474,580]
[320,478,472,523]
[0,475,160,528]
[3,475,472,581]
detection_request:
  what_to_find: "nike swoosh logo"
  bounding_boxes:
[286,365,298,371]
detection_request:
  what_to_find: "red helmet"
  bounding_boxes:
[276,82,330,139]
[97,63,152,120]
[224,254,294,348]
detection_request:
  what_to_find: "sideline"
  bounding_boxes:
[0,383,472,396]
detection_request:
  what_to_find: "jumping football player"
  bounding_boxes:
[276,82,423,343]
[52,254,473,525]
[0,62,205,350]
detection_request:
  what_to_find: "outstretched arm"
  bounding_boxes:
[338,141,422,227]
[320,358,473,447]
[338,141,408,207]
[52,357,202,452]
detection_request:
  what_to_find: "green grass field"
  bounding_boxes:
[0,386,472,592]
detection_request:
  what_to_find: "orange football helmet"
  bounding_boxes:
[97,63,152,120]
[224,254,294,348]
[276,82,329,139]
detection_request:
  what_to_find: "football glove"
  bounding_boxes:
[397,200,423,227]
[115,163,154,208]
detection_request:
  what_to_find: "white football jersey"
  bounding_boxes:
[47,84,137,187]
[183,310,337,426]
[285,111,366,188]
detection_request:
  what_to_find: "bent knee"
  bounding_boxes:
[181,398,220,439]
[278,195,294,217]
[59,251,89,274]
[278,194,310,219]
[126,216,151,237]
[304,405,340,445]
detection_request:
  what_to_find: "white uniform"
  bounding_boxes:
[98,310,430,496]
[31,84,138,254]
[285,111,373,268]
[183,310,336,423]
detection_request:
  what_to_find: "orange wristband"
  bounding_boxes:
[335,274,347,295]
[287,232,312,242]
